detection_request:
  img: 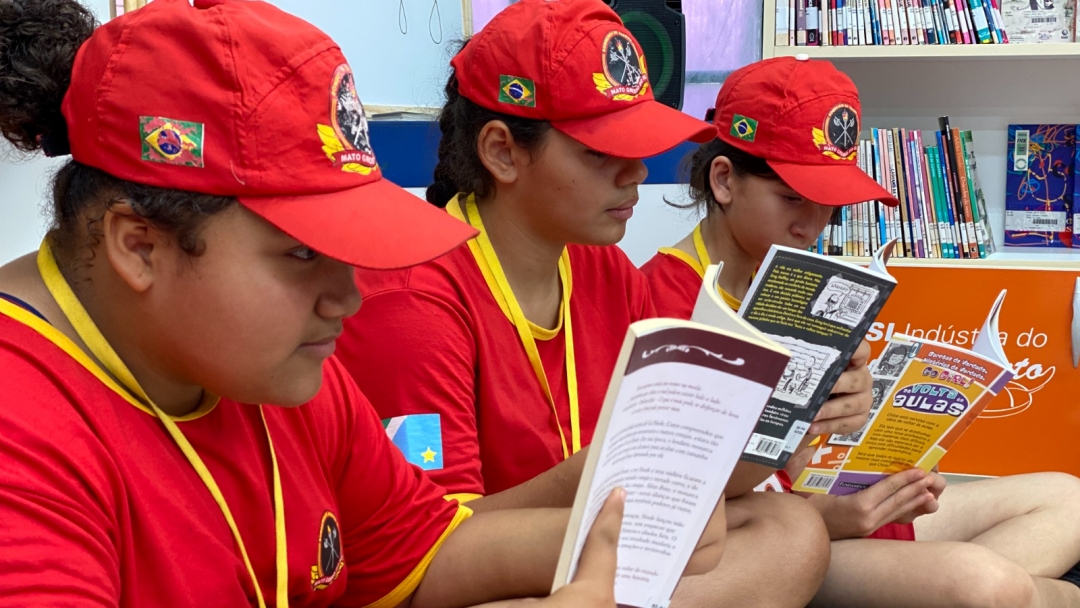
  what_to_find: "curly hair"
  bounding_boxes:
[426,39,552,208]
[0,0,235,266]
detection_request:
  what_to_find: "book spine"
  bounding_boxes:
[904,131,926,257]
[935,130,964,258]
[961,130,995,255]
[807,0,821,44]
[988,0,1006,42]
[830,0,838,44]
[869,0,883,43]
[909,132,933,257]
[944,0,961,43]
[889,128,911,257]
[951,127,978,258]
[790,0,798,45]
[945,126,976,257]
[906,0,921,43]
[955,0,972,43]
[928,144,952,257]
[913,0,929,42]
[968,0,991,42]
[863,0,874,43]
[896,0,910,42]
[777,0,791,45]
[920,143,942,257]
[798,0,808,44]
[958,132,987,257]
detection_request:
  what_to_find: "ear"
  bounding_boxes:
[100,201,164,294]
[476,120,523,186]
[708,156,736,209]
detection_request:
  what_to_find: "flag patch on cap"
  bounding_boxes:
[730,114,758,142]
[382,414,443,471]
[140,116,204,168]
[498,75,536,107]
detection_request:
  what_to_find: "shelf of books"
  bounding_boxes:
[767,42,1080,59]
[810,118,1080,263]
[763,0,1080,58]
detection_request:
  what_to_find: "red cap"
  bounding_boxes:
[712,56,898,207]
[61,0,476,269]
[452,0,716,158]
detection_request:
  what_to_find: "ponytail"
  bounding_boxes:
[426,39,552,208]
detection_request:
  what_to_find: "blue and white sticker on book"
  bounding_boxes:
[383,414,444,471]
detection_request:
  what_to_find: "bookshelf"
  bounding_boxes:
[761,0,1080,264]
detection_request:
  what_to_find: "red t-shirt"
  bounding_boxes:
[641,250,916,542]
[339,243,655,498]
[0,300,467,607]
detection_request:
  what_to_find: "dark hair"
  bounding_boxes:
[0,0,235,268]
[426,40,552,208]
[668,138,780,214]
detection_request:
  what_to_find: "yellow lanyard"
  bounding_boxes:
[37,241,289,608]
[658,223,744,311]
[447,195,581,459]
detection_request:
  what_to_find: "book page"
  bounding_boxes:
[736,246,897,468]
[558,325,788,608]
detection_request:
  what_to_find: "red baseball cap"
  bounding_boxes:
[60,0,476,269]
[711,56,898,207]
[453,0,716,159]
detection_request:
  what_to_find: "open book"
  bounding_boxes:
[552,264,790,608]
[736,239,899,468]
[792,290,1014,495]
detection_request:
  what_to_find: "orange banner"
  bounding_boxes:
[869,262,1080,477]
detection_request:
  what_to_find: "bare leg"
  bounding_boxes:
[915,472,1080,577]
[672,492,831,608]
[813,472,1080,608]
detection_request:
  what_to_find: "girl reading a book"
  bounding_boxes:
[333,2,888,606]
[0,1,658,605]
[643,55,1080,608]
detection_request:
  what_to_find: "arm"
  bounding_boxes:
[337,287,486,498]
[467,447,588,512]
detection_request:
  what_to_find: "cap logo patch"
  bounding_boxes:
[318,64,378,175]
[593,31,650,101]
[310,511,345,591]
[813,103,859,161]
[498,75,536,107]
[730,114,758,142]
[140,117,204,168]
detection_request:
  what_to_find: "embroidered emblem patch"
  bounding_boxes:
[812,103,859,161]
[592,31,650,101]
[310,511,345,591]
[730,114,758,142]
[140,116,204,168]
[498,75,536,107]
[317,64,378,175]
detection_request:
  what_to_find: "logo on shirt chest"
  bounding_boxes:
[311,511,345,591]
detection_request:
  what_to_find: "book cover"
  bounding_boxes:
[1000,0,1075,42]
[1075,125,1080,248]
[792,291,1014,495]
[552,265,790,607]
[1005,124,1074,247]
[736,243,898,468]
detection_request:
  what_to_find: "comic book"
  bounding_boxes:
[736,239,899,469]
[792,291,1015,495]
[1005,124,1074,248]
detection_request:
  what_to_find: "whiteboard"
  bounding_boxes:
[268,0,465,109]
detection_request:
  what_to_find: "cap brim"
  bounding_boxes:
[552,100,717,159]
[768,160,900,207]
[239,178,477,270]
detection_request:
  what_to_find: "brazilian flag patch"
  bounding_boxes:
[498,75,536,107]
[730,114,758,143]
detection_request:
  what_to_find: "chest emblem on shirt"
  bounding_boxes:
[311,511,345,591]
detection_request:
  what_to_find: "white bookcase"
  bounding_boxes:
[761,1,1080,264]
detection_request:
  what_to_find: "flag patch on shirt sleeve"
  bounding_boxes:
[382,414,443,471]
